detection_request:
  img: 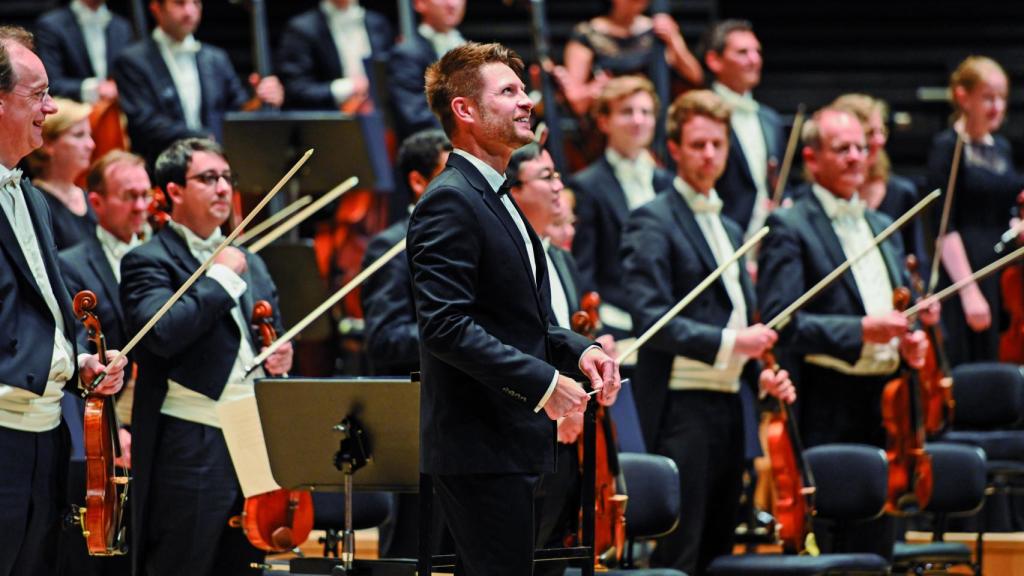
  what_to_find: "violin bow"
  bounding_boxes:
[90,149,315,388]
[927,132,964,294]
[247,176,359,253]
[234,195,313,246]
[771,104,806,207]
[246,237,407,373]
[766,189,941,331]
[906,243,1024,318]
[605,226,769,369]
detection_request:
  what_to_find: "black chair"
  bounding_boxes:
[892,442,986,575]
[566,452,687,576]
[706,444,890,576]
[940,362,1024,533]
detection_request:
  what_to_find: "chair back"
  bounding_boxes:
[806,444,888,522]
[950,363,1024,429]
[619,452,680,539]
[925,442,987,516]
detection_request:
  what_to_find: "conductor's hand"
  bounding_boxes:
[862,311,908,344]
[81,350,127,396]
[580,346,620,406]
[543,375,589,421]
[213,246,248,275]
[262,341,293,376]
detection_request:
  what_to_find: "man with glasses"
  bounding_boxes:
[57,150,150,575]
[119,138,293,576]
[0,25,126,576]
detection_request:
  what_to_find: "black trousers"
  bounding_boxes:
[651,390,744,576]
[144,415,263,576]
[434,472,541,576]
[798,364,890,449]
[0,423,68,576]
[533,442,580,576]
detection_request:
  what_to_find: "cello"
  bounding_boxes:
[73,290,130,556]
[571,292,628,568]
[236,300,315,552]
[880,287,933,514]
[906,255,955,435]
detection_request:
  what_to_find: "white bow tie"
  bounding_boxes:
[690,193,723,214]
[0,169,23,191]
[78,8,111,28]
[831,199,865,222]
[188,231,224,256]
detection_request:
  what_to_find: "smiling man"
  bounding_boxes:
[0,25,125,576]
[119,138,293,576]
[407,42,620,575]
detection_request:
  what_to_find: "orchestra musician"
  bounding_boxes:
[407,42,620,575]
[110,0,284,164]
[619,90,793,575]
[756,106,934,559]
[276,0,395,111]
[361,128,452,559]
[26,97,97,250]
[703,19,784,241]
[0,25,125,576]
[56,150,150,576]
[119,138,293,576]
[558,0,703,118]
[506,141,594,576]
[926,55,1020,366]
[571,76,673,338]
[388,0,467,140]
[34,0,132,104]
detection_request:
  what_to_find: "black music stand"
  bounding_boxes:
[255,377,419,576]
[223,110,394,196]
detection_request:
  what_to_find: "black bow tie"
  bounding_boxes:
[496,179,512,197]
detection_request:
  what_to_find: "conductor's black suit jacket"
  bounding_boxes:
[407,153,593,475]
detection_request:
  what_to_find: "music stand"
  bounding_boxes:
[255,377,419,576]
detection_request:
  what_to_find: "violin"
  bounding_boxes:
[906,255,954,435]
[880,287,933,514]
[763,349,817,555]
[147,187,171,234]
[1000,196,1024,364]
[238,300,314,552]
[73,290,130,556]
[571,292,628,568]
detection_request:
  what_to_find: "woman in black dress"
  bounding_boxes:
[925,56,1022,365]
[558,0,703,118]
[26,97,96,250]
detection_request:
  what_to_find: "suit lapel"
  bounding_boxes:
[239,258,257,349]
[0,200,43,301]
[668,191,719,277]
[598,158,631,225]
[67,13,95,76]
[804,194,863,306]
[549,247,579,313]
[144,41,186,122]
[759,108,780,166]
[86,240,125,329]
[723,223,757,324]
[866,211,905,289]
[22,181,76,337]
[196,47,217,128]
[314,10,344,77]
[729,128,757,190]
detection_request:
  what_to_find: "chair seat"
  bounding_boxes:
[706,553,888,575]
[893,540,971,563]
[943,430,1024,461]
[564,568,686,576]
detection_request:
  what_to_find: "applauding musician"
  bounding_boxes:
[0,26,125,576]
[407,43,620,575]
[120,138,292,576]
[620,90,793,575]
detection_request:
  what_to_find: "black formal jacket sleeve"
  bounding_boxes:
[408,154,593,474]
[360,218,418,375]
[0,178,80,393]
[35,7,134,100]
[387,33,440,139]
[277,8,394,110]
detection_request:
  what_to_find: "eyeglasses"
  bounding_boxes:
[524,171,562,185]
[119,190,154,204]
[186,170,237,187]
[10,85,50,104]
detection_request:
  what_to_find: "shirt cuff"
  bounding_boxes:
[330,78,355,106]
[715,328,737,368]
[80,77,100,103]
[534,370,559,413]
[207,263,247,299]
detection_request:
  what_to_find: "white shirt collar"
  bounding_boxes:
[712,81,759,114]
[953,118,996,147]
[453,149,507,194]
[605,147,655,171]
[96,225,140,258]
[167,219,224,256]
[418,22,464,56]
[70,0,112,27]
[811,183,865,221]
[152,27,200,54]
[674,176,723,214]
